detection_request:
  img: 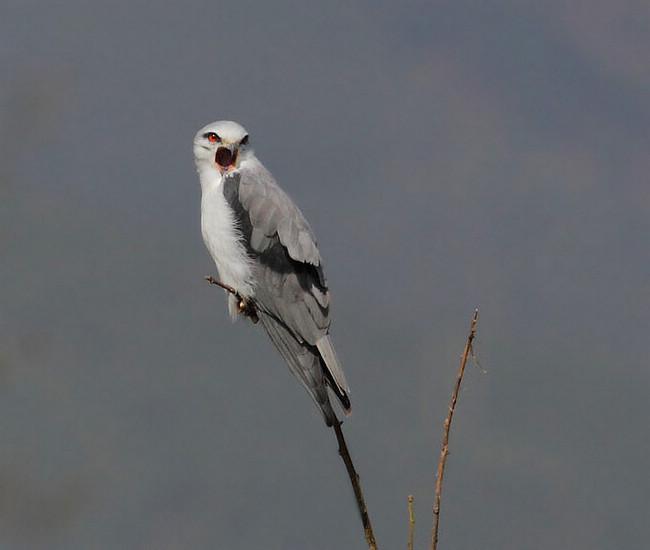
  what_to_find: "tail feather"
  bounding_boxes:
[316,335,351,415]
[258,312,338,426]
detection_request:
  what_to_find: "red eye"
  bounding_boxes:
[205,132,219,142]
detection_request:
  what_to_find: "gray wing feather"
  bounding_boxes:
[239,166,321,266]
[316,335,350,399]
[250,226,272,251]
[258,311,336,426]
[222,164,350,421]
[224,166,329,341]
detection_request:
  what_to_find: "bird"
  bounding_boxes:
[193,120,350,426]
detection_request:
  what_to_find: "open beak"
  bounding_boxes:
[215,144,238,173]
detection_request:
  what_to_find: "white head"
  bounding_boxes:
[193,120,253,174]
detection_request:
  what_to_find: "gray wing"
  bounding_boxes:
[222,165,350,423]
[257,310,337,426]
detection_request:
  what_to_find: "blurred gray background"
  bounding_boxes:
[2,2,649,549]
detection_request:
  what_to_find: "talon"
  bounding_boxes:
[237,297,250,313]
[236,296,259,324]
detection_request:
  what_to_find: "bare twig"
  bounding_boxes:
[430,309,479,550]
[204,275,238,294]
[332,420,377,550]
[204,275,259,323]
[204,275,374,546]
[407,494,415,550]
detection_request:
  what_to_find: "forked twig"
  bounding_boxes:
[333,420,377,550]
[430,309,479,550]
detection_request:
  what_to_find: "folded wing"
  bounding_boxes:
[222,166,350,423]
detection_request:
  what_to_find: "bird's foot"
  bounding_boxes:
[236,297,259,324]
[204,276,259,324]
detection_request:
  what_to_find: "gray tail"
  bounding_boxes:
[316,335,351,416]
[258,312,338,426]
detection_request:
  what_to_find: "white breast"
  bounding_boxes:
[199,168,255,316]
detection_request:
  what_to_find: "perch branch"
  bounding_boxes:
[205,275,374,546]
[204,275,259,323]
[333,420,377,550]
[429,308,479,550]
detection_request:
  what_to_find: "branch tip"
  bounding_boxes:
[429,308,479,550]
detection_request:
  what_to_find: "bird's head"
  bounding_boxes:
[193,120,252,174]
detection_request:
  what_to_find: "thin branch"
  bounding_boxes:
[332,420,377,550]
[204,275,259,323]
[407,494,415,550]
[429,308,479,550]
[204,274,238,295]
[205,275,375,546]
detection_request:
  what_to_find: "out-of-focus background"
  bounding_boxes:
[2,2,648,549]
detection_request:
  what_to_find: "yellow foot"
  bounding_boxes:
[236,297,259,324]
